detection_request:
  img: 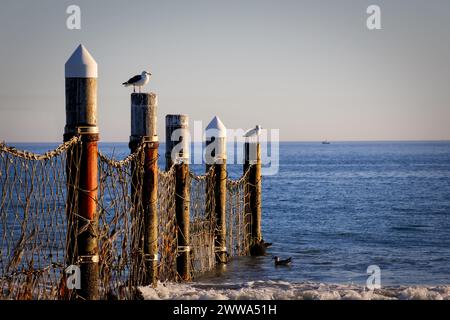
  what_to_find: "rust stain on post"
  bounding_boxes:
[143,143,159,286]
[78,134,99,299]
[130,93,159,286]
[64,44,99,300]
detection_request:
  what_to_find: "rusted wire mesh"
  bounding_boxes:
[0,137,81,300]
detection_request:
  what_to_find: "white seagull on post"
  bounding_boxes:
[122,71,152,93]
[243,125,262,138]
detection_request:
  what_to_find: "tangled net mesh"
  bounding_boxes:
[0,137,81,299]
[189,168,216,278]
[1,139,253,300]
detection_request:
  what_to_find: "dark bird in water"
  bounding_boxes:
[261,240,272,248]
[122,71,151,93]
[250,239,273,256]
[273,256,292,266]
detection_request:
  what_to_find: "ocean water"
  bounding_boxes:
[9,141,450,295]
[180,141,450,291]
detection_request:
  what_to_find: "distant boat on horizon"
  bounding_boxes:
[322,140,331,145]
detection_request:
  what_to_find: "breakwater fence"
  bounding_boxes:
[0,45,263,300]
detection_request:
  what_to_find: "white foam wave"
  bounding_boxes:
[139,280,450,300]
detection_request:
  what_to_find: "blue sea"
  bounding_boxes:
[10,141,450,290]
[222,141,450,288]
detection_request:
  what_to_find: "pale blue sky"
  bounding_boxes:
[0,0,449,142]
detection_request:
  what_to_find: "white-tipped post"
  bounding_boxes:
[205,116,227,138]
[64,44,99,300]
[205,116,227,164]
[205,116,228,263]
[64,44,98,135]
[65,44,98,78]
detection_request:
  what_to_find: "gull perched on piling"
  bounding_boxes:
[122,71,152,93]
[243,125,262,138]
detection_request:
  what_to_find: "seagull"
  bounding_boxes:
[243,125,262,138]
[273,256,292,266]
[122,71,152,93]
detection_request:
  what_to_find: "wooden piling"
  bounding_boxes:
[205,116,227,263]
[165,114,191,280]
[129,93,159,286]
[244,141,262,251]
[64,44,99,300]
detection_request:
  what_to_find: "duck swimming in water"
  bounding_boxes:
[273,256,292,266]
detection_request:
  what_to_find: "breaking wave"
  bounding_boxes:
[139,280,450,300]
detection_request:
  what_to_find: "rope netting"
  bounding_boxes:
[156,166,177,282]
[97,148,146,300]
[1,140,252,300]
[189,168,216,277]
[0,137,81,299]
[226,169,252,257]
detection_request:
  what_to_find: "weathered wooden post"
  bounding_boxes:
[165,114,191,280]
[244,139,262,253]
[129,93,159,286]
[64,44,99,299]
[205,116,227,263]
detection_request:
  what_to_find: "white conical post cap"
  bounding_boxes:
[65,44,98,78]
[205,116,227,138]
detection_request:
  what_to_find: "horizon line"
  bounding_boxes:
[5,139,450,144]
